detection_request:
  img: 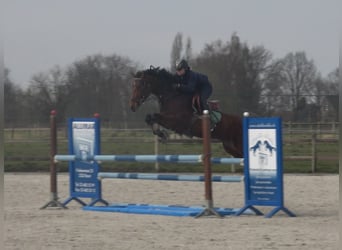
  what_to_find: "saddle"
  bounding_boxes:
[191,95,222,131]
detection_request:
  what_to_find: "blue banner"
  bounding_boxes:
[236,117,296,218]
[62,118,107,206]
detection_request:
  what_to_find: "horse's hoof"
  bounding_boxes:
[159,135,168,144]
[157,130,168,144]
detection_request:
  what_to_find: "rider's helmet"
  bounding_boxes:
[175,59,190,71]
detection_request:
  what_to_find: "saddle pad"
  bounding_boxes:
[210,111,222,124]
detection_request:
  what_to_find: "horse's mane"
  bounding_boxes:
[134,66,176,85]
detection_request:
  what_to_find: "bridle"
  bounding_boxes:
[132,77,152,106]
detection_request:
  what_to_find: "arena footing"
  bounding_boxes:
[83,203,254,217]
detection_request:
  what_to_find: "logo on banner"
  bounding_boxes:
[248,129,277,171]
[72,121,96,162]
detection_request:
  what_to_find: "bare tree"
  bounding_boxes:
[64,54,138,127]
[277,52,317,112]
[26,66,68,124]
[184,37,193,61]
[262,60,289,114]
[170,32,183,72]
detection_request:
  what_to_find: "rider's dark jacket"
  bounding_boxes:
[176,70,212,94]
[175,70,213,111]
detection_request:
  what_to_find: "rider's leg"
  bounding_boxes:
[200,87,216,130]
[199,87,212,113]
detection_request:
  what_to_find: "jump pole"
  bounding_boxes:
[195,110,222,218]
[50,110,242,216]
[41,110,67,209]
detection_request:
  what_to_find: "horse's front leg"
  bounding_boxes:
[145,113,169,142]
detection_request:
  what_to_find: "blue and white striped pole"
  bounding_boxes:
[54,154,243,165]
[97,172,243,182]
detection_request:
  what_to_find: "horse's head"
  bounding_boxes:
[130,67,176,112]
[130,71,152,112]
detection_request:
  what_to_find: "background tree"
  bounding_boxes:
[323,68,339,121]
[274,52,318,121]
[232,42,271,115]
[184,37,193,61]
[25,66,68,125]
[4,68,27,126]
[170,32,183,72]
[64,54,138,128]
[4,33,338,127]
[261,60,286,115]
[191,34,272,115]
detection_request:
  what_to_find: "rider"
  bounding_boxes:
[173,59,213,114]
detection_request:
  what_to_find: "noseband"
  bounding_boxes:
[132,77,150,105]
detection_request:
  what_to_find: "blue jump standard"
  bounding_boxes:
[83,203,254,217]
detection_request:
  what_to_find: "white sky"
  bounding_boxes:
[3,0,341,87]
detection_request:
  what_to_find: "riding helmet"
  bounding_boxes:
[175,59,189,71]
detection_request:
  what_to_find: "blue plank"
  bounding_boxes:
[83,203,253,217]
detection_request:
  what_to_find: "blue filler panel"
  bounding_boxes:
[83,203,254,217]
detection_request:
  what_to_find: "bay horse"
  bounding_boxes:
[130,67,243,158]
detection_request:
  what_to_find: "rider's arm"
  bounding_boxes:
[178,73,197,93]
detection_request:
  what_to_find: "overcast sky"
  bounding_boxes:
[4,0,341,87]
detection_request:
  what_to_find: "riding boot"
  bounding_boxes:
[210,121,216,132]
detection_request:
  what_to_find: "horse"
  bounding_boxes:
[129,66,243,158]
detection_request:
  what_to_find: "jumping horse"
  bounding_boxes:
[130,66,243,158]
